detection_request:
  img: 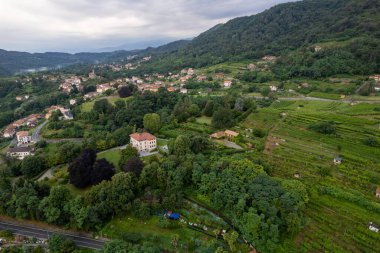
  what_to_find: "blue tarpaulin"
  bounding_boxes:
[164,210,180,220]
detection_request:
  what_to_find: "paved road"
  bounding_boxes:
[37,165,60,181]
[32,121,48,142]
[0,221,106,250]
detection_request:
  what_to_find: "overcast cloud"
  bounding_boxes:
[0,0,296,53]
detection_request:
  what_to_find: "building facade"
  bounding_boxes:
[16,131,32,145]
[130,132,157,152]
[7,147,34,160]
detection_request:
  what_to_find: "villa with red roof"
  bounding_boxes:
[130,132,157,152]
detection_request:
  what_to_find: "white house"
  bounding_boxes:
[96,83,113,93]
[224,80,232,88]
[16,131,32,145]
[368,222,379,233]
[7,147,34,160]
[333,157,343,165]
[84,92,98,100]
[376,187,380,198]
[130,132,157,152]
[70,99,77,105]
[270,86,278,92]
[180,88,188,94]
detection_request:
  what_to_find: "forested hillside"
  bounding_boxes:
[144,0,380,76]
[0,50,134,76]
[1,0,379,77]
[0,40,190,76]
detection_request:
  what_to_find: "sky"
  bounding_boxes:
[0,0,295,53]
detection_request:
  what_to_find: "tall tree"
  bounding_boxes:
[68,149,96,188]
[143,113,161,133]
[91,158,115,185]
[124,157,144,177]
[119,146,139,169]
[48,234,77,253]
[39,186,72,225]
[21,156,47,178]
[212,108,234,129]
[174,135,191,156]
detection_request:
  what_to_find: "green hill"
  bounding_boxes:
[145,0,380,76]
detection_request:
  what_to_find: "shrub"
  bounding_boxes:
[308,121,336,134]
[363,137,379,147]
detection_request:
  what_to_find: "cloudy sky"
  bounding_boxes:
[1,0,295,53]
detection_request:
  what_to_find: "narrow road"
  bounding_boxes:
[32,121,48,142]
[97,144,128,154]
[45,138,84,144]
[0,221,106,250]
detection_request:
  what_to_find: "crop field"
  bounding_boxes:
[242,100,380,252]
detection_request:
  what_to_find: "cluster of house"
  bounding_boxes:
[2,114,43,138]
[59,76,83,94]
[95,55,151,72]
[2,105,73,160]
[45,105,73,120]
[83,81,121,100]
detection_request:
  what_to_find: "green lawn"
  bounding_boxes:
[157,138,168,146]
[81,96,132,112]
[97,149,122,167]
[195,116,212,125]
[308,91,342,100]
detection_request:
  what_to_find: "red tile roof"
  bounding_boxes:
[225,130,239,137]
[16,131,29,137]
[130,132,156,141]
[376,187,380,194]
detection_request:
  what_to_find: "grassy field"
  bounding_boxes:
[195,116,212,125]
[81,96,132,112]
[97,149,122,167]
[242,100,380,252]
[199,61,250,76]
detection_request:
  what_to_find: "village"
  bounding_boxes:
[0,52,379,252]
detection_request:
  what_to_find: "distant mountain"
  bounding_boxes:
[144,0,380,76]
[0,39,190,76]
[1,0,379,77]
[92,38,182,52]
[0,49,124,76]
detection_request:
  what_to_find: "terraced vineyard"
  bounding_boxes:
[242,100,380,252]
